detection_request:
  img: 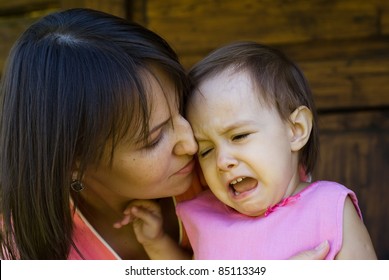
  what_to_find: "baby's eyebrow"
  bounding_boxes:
[193,120,256,142]
[218,120,257,135]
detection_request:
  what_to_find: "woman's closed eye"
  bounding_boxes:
[142,117,170,150]
[143,128,166,150]
[145,134,164,149]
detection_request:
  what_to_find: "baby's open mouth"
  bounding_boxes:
[229,177,258,195]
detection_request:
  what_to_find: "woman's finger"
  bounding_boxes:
[289,240,330,260]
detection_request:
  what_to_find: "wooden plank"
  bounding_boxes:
[277,39,389,111]
[0,0,129,74]
[128,0,146,24]
[315,110,389,259]
[0,0,58,12]
[278,37,389,62]
[182,38,389,111]
[317,109,389,131]
[183,37,389,69]
[0,11,56,75]
[59,0,127,18]
[183,57,389,111]
[381,0,389,35]
[0,0,59,75]
[300,57,389,110]
[146,0,381,55]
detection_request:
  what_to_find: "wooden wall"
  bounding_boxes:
[0,0,388,259]
[0,0,126,74]
[134,0,389,260]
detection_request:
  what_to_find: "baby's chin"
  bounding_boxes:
[229,204,266,217]
[238,209,266,217]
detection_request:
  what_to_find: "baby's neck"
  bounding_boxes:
[291,181,311,196]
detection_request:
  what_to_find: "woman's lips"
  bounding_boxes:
[174,159,195,175]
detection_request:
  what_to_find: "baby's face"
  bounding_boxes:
[186,69,301,216]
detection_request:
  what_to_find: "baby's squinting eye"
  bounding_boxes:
[232,133,250,141]
[199,147,213,158]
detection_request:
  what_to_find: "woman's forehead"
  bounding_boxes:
[145,67,180,110]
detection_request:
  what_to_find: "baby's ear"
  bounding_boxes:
[288,106,313,152]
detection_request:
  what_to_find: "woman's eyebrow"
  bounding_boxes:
[149,117,171,134]
[132,117,171,145]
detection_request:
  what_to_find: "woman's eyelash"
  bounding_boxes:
[145,134,164,149]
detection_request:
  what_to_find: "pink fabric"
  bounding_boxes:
[68,209,120,260]
[176,181,361,260]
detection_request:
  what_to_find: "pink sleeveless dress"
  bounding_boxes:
[176,181,362,260]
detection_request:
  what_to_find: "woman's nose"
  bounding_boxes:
[217,148,238,172]
[173,116,198,156]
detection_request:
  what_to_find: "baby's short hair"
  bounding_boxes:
[188,41,319,174]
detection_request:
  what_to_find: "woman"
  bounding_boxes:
[0,8,329,259]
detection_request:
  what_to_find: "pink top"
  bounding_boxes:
[176,181,362,260]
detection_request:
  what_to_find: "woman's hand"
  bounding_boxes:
[289,240,330,260]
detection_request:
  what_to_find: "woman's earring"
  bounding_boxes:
[70,180,84,192]
[70,171,84,192]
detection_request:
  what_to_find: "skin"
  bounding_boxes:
[186,69,311,216]
[120,68,376,260]
[77,69,197,259]
[335,197,377,259]
[115,68,333,260]
[185,68,376,259]
[116,196,330,260]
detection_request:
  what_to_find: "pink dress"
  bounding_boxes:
[176,181,362,260]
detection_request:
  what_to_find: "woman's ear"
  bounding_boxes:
[288,106,313,152]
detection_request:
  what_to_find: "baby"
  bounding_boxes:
[115,42,377,260]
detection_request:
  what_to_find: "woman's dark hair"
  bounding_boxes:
[188,41,319,175]
[0,8,188,259]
